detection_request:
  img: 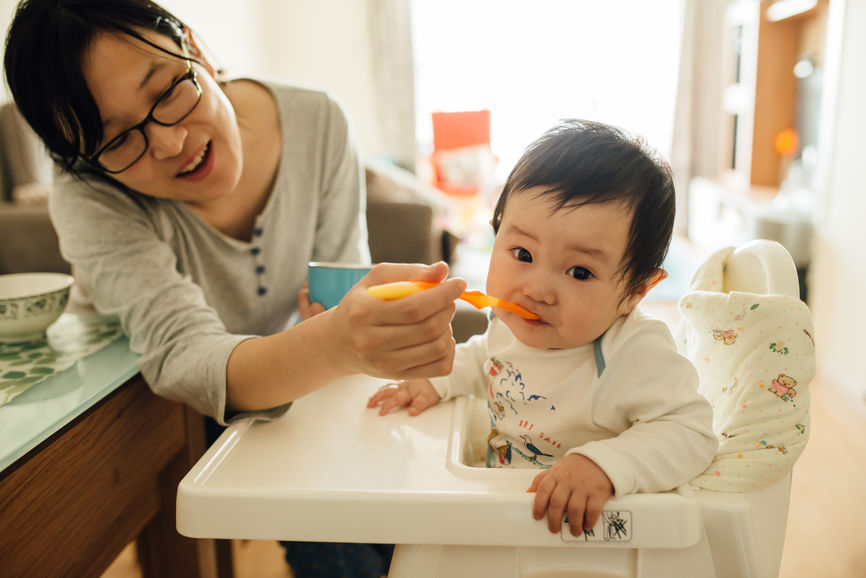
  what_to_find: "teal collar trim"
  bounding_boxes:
[593,333,606,378]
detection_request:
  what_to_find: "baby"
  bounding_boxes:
[368,119,717,537]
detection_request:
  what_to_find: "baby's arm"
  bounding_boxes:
[367,379,441,416]
[527,454,614,536]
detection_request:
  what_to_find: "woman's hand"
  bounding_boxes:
[367,379,441,416]
[298,282,326,320]
[322,261,466,380]
[527,453,614,537]
[227,262,464,413]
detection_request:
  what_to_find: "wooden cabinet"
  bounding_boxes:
[722,0,828,188]
[0,375,230,578]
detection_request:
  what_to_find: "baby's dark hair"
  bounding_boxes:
[4,0,188,173]
[492,119,675,299]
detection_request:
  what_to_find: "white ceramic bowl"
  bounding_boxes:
[0,273,74,343]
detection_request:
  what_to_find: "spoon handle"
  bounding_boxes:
[366,282,539,320]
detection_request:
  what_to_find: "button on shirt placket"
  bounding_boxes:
[251,227,267,296]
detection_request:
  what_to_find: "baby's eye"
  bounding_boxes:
[512,247,532,263]
[566,266,593,280]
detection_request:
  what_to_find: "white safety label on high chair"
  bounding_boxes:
[561,510,632,542]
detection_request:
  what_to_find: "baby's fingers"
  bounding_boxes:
[545,485,573,533]
[407,391,439,416]
[527,469,549,493]
[366,383,401,407]
[583,493,607,531]
[376,389,413,415]
[529,471,554,521]
[566,494,589,537]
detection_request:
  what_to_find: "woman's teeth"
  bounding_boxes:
[179,143,209,175]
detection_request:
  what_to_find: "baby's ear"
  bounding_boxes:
[621,269,667,314]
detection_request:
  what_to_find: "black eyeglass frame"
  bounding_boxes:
[87,58,202,174]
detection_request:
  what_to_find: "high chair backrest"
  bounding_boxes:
[676,239,815,578]
[678,239,813,493]
[723,239,800,298]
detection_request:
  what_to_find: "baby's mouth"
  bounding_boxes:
[177,142,211,176]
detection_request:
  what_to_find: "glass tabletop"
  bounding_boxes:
[0,319,139,472]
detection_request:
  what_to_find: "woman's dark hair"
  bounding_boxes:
[492,119,675,299]
[4,0,188,172]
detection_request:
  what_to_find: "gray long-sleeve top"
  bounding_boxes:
[49,81,370,423]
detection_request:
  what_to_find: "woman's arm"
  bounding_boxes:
[226,261,467,411]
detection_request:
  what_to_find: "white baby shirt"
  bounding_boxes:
[430,311,718,497]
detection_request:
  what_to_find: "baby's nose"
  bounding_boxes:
[522,276,556,305]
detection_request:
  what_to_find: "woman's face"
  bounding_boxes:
[81,30,243,205]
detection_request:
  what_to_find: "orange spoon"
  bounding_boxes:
[367,281,539,320]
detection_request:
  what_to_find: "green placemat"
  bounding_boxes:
[0,315,123,407]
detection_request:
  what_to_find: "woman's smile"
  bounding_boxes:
[176,140,213,180]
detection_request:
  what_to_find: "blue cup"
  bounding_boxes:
[307,262,373,309]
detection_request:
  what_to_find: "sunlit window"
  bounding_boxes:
[411,0,684,180]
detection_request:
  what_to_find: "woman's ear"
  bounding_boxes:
[182,27,216,78]
[620,269,668,315]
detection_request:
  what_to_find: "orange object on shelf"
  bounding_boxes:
[774,128,799,156]
[432,110,491,151]
[430,110,496,197]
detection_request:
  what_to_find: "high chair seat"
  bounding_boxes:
[175,240,813,578]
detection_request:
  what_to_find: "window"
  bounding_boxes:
[412,0,684,180]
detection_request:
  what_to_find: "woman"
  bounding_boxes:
[4,0,464,575]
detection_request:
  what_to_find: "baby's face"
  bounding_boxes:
[487,188,640,350]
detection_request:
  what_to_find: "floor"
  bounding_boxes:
[102,301,866,578]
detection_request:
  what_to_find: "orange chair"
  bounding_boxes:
[430,110,496,196]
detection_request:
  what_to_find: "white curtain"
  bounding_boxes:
[367,0,417,171]
[670,0,733,235]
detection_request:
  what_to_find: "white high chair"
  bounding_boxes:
[388,239,805,578]
[176,240,810,578]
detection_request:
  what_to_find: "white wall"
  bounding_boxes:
[159,0,266,78]
[254,1,386,161]
[809,0,866,398]
[0,0,17,103]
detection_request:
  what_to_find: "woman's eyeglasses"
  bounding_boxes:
[88,58,202,174]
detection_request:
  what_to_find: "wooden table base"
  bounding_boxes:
[0,375,232,578]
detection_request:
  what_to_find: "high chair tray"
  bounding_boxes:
[177,374,701,548]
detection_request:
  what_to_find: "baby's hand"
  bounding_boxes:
[366,379,441,416]
[526,453,613,536]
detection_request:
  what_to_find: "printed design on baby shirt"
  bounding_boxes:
[768,373,798,402]
[487,428,512,466]
[486,356,558,468]
[516,433,554,465]
[712,328,738,345]
[486,358,551,418]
